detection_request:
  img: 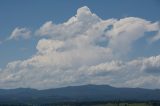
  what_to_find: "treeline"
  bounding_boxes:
[0,101,160,106]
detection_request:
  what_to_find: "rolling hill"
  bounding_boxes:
[0,84,160,104]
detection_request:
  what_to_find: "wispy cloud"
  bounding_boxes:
[8,27,31,40]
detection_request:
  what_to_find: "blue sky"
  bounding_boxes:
[0,0,160,67]
[0,0,160,89]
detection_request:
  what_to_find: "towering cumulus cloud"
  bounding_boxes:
[0,6,160,89]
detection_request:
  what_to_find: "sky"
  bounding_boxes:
[0,0,160,89]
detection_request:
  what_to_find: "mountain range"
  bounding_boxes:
[0,84,160,104]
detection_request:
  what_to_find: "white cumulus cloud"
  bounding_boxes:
[0,6,160,89]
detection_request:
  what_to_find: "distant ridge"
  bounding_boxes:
[0,84,160,104]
